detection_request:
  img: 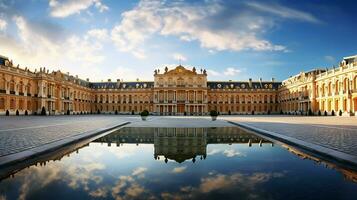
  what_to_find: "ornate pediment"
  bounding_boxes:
[165,65,197,76]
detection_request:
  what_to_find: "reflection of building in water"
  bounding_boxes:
[154,128,207,163]
[282,144,357,183]
[94,127,272,163]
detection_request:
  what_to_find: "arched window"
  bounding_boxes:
[10,98,15,109]
[10,80,15,92]
[335,81,339,94]
[0,78,6,91]
[0,98,4,109]
[343,78,349,92]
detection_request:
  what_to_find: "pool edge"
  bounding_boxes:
[0,121,131,168]
[227,120,357,168]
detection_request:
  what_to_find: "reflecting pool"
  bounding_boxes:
[0,127,357,200]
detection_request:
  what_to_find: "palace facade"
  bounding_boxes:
[279,55,357,116]
[1,54,357,116]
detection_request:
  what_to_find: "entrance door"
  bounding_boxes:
[168,105,172,115]
[177,104,185,113]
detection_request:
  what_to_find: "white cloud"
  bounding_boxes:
[207,69,221,77]
[110,0,289,58]
[111,1,161,59]
[87,28,109,40]
[223,149,245,157]
[246,2,321,24]
[0,18,6,31]
[172,53,187,62]
[172,166,187,173]
[0,15,105,81]
[223,67,241,76]
[207,67,243,77]
[49,0,109,18]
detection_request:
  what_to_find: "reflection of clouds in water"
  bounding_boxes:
[13,154,105,200]
[66,163,105,191]
[200,174,232,193]
[208,148,246,158]
[207,149,221,155]
[0,195,7,200]
[104,144,152,159]
[111,167,148,200]
[132,167,147,178]
[161,171,286,199]
[89,187,108,198]
[223,149,246,157]
[200,172,285,193]
[18,162,62,200]
[172,166,187,173]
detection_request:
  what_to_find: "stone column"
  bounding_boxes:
[194,90,197,103]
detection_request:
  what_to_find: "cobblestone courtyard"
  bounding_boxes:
[0,115,356,166]
[0,116,139,158]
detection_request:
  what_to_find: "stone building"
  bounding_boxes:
[279,55,357,116]
[1,54,356,116]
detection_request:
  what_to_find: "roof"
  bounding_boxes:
[90,81,154,89]
[343,55,357,60]
[207,81,281,90]
[0,55,8,65]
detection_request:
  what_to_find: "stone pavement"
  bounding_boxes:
[222,115,357,165]
[1,115,356,167]
[0,115,139,159]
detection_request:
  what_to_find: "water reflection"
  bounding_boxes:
[94,127,273,163]
[282,144,357,183]
[0,127,357,200]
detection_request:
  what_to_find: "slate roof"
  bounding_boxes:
[0,56,8,66]
[207,81,281,90]
[87,81,281,89]
[89,81,154,89]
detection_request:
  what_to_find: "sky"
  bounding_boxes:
[0,0,356,82]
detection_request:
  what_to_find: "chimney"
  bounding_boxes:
[117,79,120,82]
[86,78,89,82]
[259,78,262,82]
[108,79,111,82]
[271,78,275,82]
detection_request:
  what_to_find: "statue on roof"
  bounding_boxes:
[165,66,168,73]
[154,69,157,75]
[192,67,196,73]
[203,69,207,75]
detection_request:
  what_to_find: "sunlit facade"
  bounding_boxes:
[279,55,357,116]
[1,54,356,116]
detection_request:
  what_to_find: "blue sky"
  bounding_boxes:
[0,0,356,81]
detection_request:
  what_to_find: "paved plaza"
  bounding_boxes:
[0,115,140,165]
[223,115,357,164]
[0,115,356,167]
